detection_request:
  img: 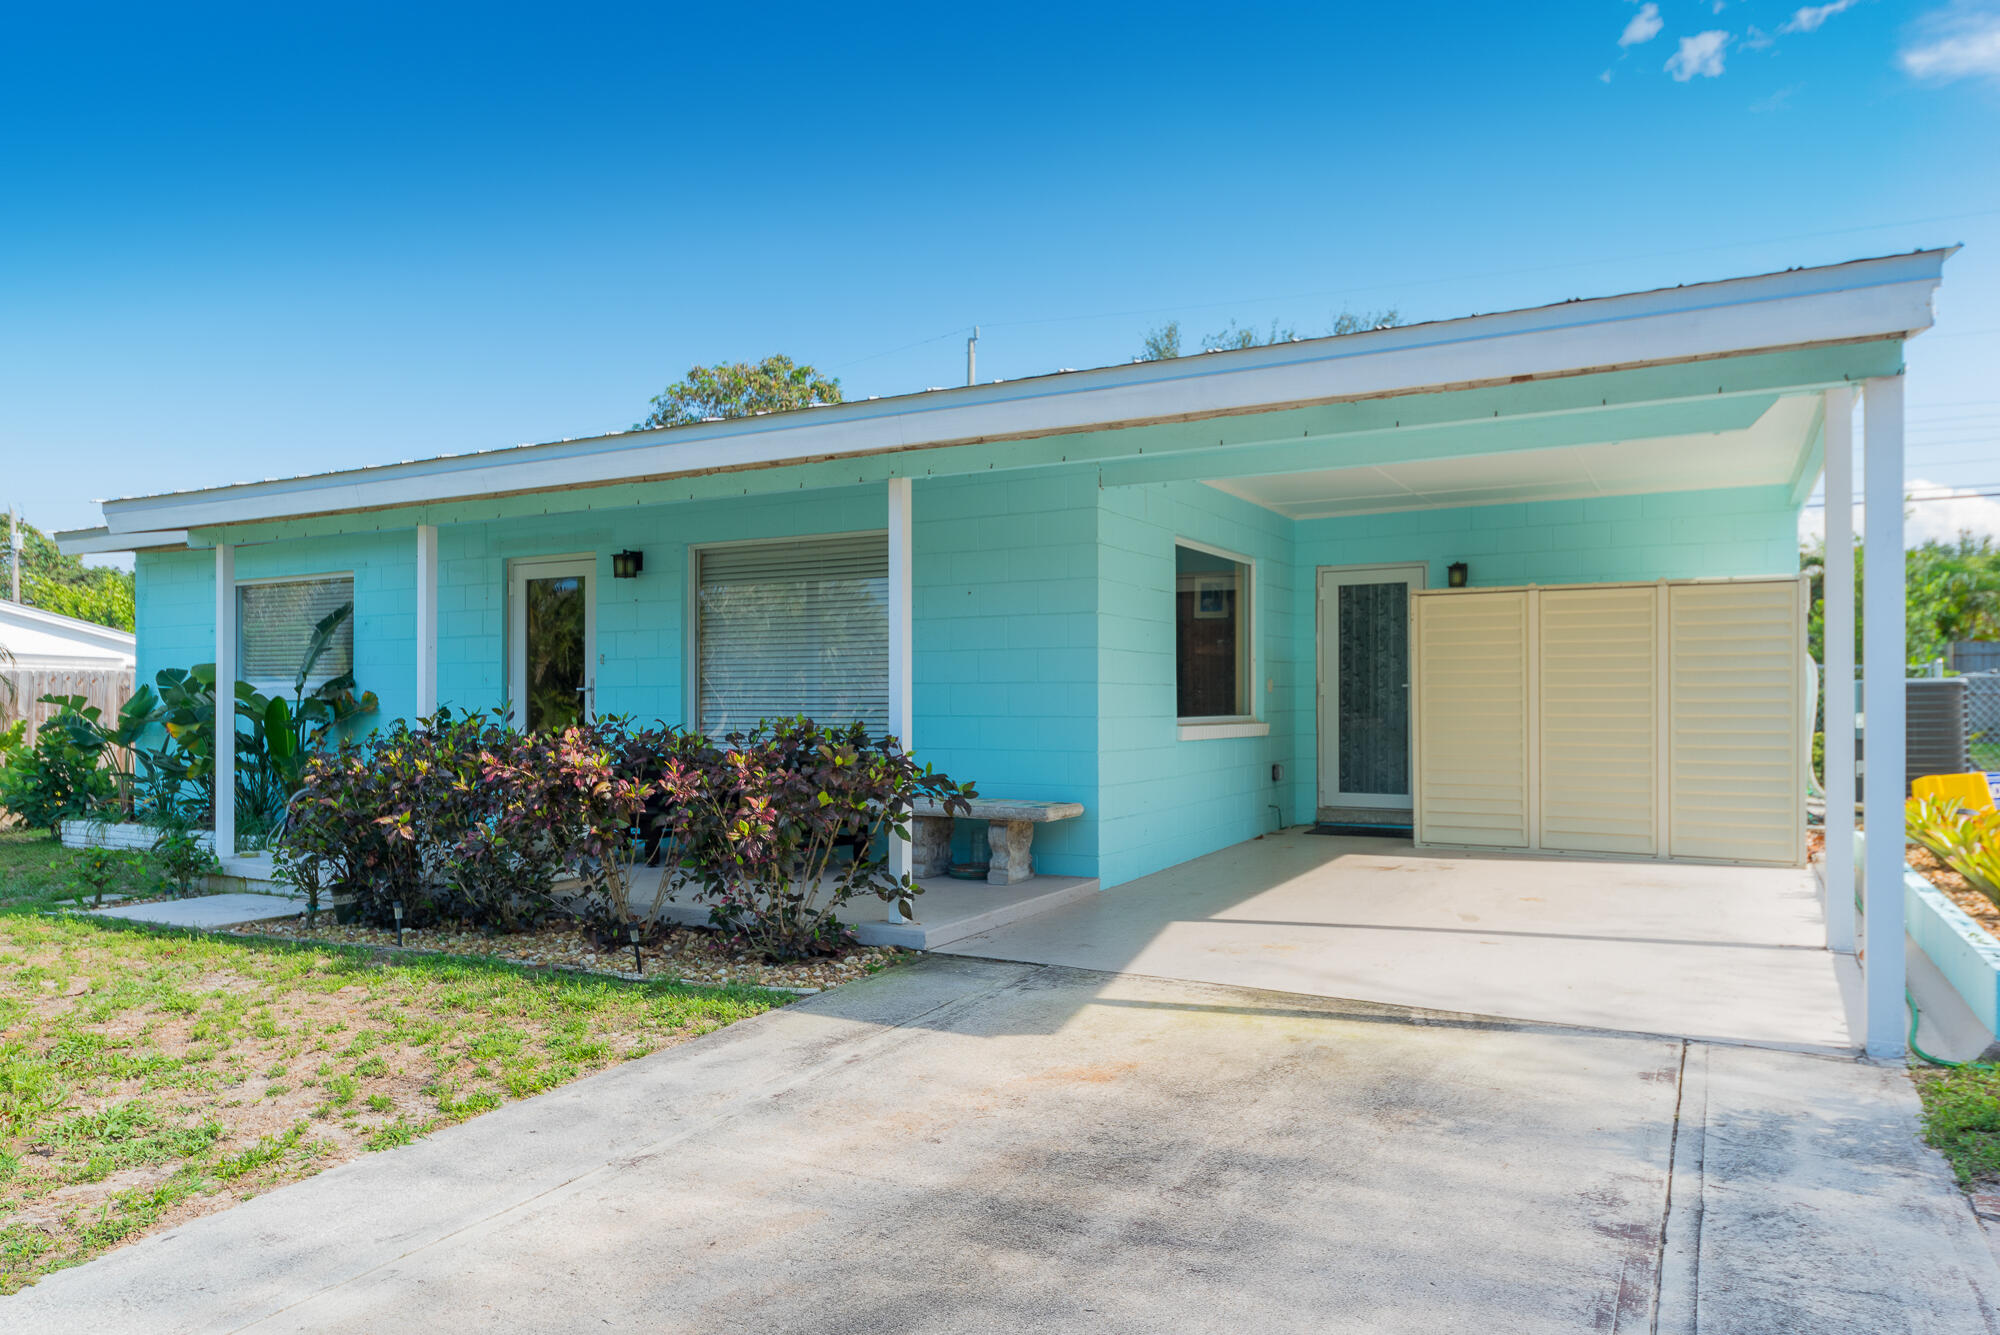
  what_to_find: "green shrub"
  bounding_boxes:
[147,809,221,899]
[0,714,114,834]
[65,846,138,907]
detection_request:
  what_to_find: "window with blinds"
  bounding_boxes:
[239,577,354,692]
[696,535,888,735]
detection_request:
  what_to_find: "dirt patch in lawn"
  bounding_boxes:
[0,913,789,1293]
[228,918,908,992]
[1906,843,2000,945]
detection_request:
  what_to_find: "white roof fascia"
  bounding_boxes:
[102,249,1950,535]
[54,526,191,556]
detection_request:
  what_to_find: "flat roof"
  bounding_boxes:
[92,248,1951,540]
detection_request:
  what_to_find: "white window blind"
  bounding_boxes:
[697,535,888,735]
[239,577,354,691]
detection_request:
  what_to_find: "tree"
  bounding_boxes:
[635,355,841,430]
[1136,309,1402,362]
[1138,321,1181,362]
[1801,533,2000,672]
[0,515,135,632]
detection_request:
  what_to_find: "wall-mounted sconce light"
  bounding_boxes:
[1446,561,1469,588]
[612,550,645,579]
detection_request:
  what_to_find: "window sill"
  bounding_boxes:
[1176,720,1270,741]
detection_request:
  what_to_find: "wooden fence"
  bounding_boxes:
[1,665,136,746]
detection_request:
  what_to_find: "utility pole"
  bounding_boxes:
[7,507,18,604]
[966,326,978,387]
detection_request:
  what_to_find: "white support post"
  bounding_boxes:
[886,478,915,914]
[415,524,438,719]
[1862,375,1906,1059]
[1823,387,1856,955]
[214,544,237,861]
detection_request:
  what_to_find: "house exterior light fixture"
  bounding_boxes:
[1447,562,1469,588]
[612,550,644,579]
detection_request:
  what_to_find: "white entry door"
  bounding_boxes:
[1318,563,1427,811]
[508,555,596,731]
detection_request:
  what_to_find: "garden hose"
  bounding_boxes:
[1908,989,1962,1068]
[1906,989,2000,1071]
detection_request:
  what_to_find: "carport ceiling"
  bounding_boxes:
[1204,394,1820,519]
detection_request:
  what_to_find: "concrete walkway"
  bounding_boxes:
[949,828,1862,1053]
[9,957,1995,1333]
[80,890,309,930]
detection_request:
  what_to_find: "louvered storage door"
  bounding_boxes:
[1666,580,1803,864]
[1414,590,1530,848]
[1538,586,1658,856]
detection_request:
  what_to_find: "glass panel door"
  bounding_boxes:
[1318,564,1425,810]
[509,557,595,731]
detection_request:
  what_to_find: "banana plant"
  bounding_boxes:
[133,603,376,825]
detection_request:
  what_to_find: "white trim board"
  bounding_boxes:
[100,251,1949,535]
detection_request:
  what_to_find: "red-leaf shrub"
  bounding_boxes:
[647,717,974,960]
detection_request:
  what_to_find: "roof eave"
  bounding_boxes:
[101,248,1951,535]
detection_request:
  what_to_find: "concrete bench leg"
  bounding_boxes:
[986,820,1035,885]
[913,816,954,879]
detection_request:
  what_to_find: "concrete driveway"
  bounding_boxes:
[950,828,1861,1053]
[12,956,1995,1334]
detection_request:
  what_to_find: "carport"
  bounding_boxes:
[947,827,1860,1053]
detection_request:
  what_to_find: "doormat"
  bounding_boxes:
[1311,821,1412,838]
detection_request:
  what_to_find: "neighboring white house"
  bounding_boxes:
[0,600,137,743]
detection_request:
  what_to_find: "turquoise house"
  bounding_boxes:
[63,249,1948,1055]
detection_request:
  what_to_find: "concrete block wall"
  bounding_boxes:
[1096,480,1295,888]
[913,471,1101,877]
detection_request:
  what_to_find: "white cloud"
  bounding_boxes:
[1621,3,1664,46]
[1666,30,1731,79]
[1799,478,2000,547]
[1781,0,1861,34]
[1901,2,2000,83]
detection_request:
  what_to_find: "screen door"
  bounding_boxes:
[1318,564,1425,811]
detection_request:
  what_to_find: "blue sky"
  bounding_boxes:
[4,1,1998,555]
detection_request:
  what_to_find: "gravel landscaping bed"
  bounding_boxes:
[226,917,910,991]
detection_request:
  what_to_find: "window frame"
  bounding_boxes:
[684,529,890,734]
[234,570,356,698]
[1173,537,1265,739]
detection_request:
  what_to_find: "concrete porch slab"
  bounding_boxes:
[199,856,1100,953]
[947,827,1860,1053]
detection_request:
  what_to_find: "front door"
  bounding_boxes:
[508,556,596,731]
[1317,563,1426,813]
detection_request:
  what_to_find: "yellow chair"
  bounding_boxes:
[1911,772,1997,812]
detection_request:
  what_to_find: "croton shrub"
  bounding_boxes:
[274,711,973,960]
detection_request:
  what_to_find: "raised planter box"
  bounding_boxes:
[1853,828,2000,1038]
[1906,864,2000,1036]
[59,820,217,855]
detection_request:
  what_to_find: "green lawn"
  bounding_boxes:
[0,830,791,1292]
[1917,1065,2000,1189]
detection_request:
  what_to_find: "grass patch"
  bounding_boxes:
[0,886,791,1292]
[1917,1065,2000,1188]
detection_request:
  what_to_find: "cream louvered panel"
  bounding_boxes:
[1414,591,1530,848]
[1667,579,1803,864]
[1538,586,1658,856]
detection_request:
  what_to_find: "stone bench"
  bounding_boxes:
[912,798,1085,885]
